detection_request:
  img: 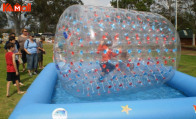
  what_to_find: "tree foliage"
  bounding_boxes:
[2,0,32,35]
[30,0,83,33]
[180,0,196,32]
[110,0,153,11]
[0,12,8,29]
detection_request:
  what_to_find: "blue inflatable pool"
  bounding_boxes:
[9,63,196,119]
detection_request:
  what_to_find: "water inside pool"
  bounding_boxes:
[51,79,186,104]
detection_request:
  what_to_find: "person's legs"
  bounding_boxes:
[16,60,21,82]
[106,62,115,73]
[21,50,27,72]
[38,53,41,69]
[22,63,25,71]
[41,61,43,68]
[99,62,116,81]
[38,61,41,69]
[16,60,24,85]
[15,80,25,94]
[33,53,38,73]
[15,80,20,92]
[6,81,11,97]
[6,72,12,97]
[99,63,108,81]
[41,53,43,68]
[26,54,33,76]
[13,60,21,85]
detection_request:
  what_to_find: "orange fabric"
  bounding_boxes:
[97,44,118,62]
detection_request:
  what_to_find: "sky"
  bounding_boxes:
[82,0,112,7]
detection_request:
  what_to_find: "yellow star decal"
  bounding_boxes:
[121,105,132,114]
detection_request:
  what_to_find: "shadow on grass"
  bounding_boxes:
[8,90,17,97]
[20,84,31,91]
[8,84,30,97]
[21,76,32,83]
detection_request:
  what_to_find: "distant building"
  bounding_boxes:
[178,29,195,46]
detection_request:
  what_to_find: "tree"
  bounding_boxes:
[152,0,196,45]
[2,0,32,35]
[110,0,153,11]
[0,11,8,29]
[151,0,175,21]
[181,0,196,31]
[150,0,190,29]
[180,0,196,45]
[30,0,83,33]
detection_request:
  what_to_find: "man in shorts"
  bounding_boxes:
[18,29,29,72]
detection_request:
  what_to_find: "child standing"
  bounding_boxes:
[5,43,24,97]
[37,36,45,69]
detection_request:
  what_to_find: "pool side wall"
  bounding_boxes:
[9,63,196,119]
[167,71,196,96]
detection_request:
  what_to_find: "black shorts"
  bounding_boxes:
[21,49,27,63]
[6,72,18,81]
[100,62,115,74]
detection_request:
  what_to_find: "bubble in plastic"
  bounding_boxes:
[54,5,181,98]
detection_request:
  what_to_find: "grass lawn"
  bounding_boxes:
[178,50,196,76]
[0,43,196,119]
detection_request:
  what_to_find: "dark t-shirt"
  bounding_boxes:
[37,41,43,54]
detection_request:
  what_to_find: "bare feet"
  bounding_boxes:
[19,82,24,86]
[21,69,25,72]
[18,91,25,94]
[39,67,44,69]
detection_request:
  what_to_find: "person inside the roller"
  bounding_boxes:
[97,39,121,81]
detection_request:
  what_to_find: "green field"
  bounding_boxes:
[0,43,196,119]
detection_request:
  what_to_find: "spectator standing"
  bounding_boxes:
[4,33,17,53]
[24,33,38,77]
[37,36,45,69]
[18,29,29,72]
